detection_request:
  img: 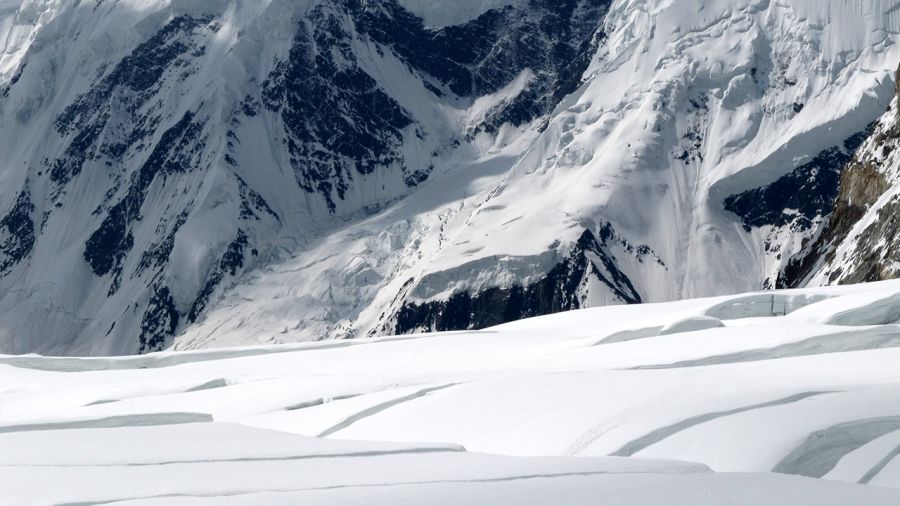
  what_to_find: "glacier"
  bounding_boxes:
[5,279,900,503]
[5,2,900,502]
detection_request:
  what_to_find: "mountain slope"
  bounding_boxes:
[0,0,898,354]
[776,78,900,287]
[177,0,900,351]
[0,0,610,354]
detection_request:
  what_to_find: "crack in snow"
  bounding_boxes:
[318,383,460,437]
[7,446,463,469]
[774,417,900,478]
[860,440,900,485]
[55,468,695,506]
[610,391,833,457]
[631,327,900,370]
[0,413,213,433]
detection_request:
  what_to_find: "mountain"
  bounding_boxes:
[6,278,900,503]
[0,0,899,355]
[777,80,900,287]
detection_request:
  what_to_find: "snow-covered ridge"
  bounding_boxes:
[5,280,900,503]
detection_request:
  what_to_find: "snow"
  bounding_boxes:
[5,280,900,503]
[0,0,896,354]
[659,315,724,334]
[171,0,900,350]
[395,0,525,28]
[801,94,900,288]
[3,0,900,358]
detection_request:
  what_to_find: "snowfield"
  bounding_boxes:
[6,280,900,504]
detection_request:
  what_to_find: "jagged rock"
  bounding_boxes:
[139,285,179,353]
[0,190,35,274]
[84,110,205,293]
[390,228,642,334]
[725,129,872,233]
[778,66,900,287]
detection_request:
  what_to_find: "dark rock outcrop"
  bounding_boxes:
[0,190,35,274]
[84,111,205,293]
[139,286,179,353]
[390,228,642,334]
[776,73,900,287]
[724,129,872,233]
[51,15,211,186]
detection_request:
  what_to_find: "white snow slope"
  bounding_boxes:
[6,279,900,504]
[1,0,900,355]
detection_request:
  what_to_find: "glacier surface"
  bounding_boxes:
[6,280,900,503]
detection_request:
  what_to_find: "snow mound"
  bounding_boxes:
[660,316,725,335]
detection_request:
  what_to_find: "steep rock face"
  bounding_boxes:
[345,0,609,136]
[84,110,206,290]
[170,0,900,352]
[388,227,646,334]
[724,127,874,288]
[259,5,417,211]
[725,132,872,234]
[49,15,212,187]
[779,81,900,287]
[257,0,610,211]
[0,190,34,274]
